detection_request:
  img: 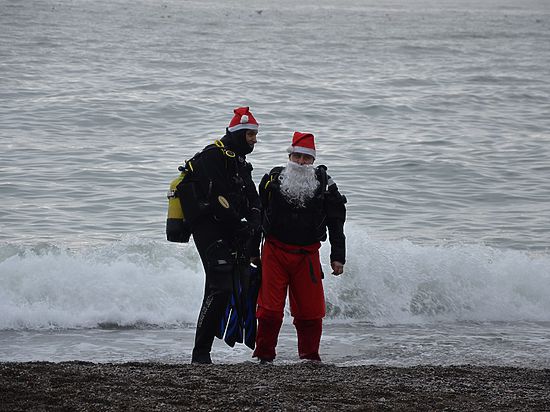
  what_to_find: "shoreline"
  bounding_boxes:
[1,362,549,411]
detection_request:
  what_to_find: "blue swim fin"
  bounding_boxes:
[243,264,261,349]
[216,297,231,340]
[217,264,260,349]
[224,293,243,347]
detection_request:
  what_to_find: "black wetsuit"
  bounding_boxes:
[186,130,261,364]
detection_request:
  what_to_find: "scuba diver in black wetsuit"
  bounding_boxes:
[177,107,261,364]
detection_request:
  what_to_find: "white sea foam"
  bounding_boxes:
[323,226,550,325]
[0,238,204,330]
[1,225,548,331]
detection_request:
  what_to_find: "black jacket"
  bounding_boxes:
[259,165,346,264]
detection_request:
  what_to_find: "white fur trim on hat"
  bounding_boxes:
[228,123,259,132]
[287,145,316,158]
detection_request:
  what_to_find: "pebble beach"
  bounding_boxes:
[1,362,549,411]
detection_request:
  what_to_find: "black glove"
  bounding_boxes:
[248,208,262,233]
[234,221,253,241]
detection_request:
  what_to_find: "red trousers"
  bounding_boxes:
[253,237,325,361]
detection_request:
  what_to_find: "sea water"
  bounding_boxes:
[1,0,549,367]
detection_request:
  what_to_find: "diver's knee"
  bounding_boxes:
[205,240,234,292]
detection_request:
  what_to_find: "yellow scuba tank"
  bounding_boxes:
[166,165,191,243]
[166,140,234,243]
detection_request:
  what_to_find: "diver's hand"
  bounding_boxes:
[234,221,253,241]
[331,261,344,276]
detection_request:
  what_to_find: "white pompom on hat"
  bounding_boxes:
[227,107,259,132]
[287,131,316,158]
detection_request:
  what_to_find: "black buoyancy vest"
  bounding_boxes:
[262,166,328,246]
[177,141,251,226]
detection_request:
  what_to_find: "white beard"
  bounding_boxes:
[279,160,319,207]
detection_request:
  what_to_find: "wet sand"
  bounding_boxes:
[1,362,549,411]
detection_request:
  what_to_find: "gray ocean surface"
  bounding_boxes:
[1,0,550,367]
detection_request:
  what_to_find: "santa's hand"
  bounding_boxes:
[331,261,344,276]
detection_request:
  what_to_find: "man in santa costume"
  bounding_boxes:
[253,132,347,363]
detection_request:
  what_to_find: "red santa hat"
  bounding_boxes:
[227,107,259,132]
[287,131,316,158]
